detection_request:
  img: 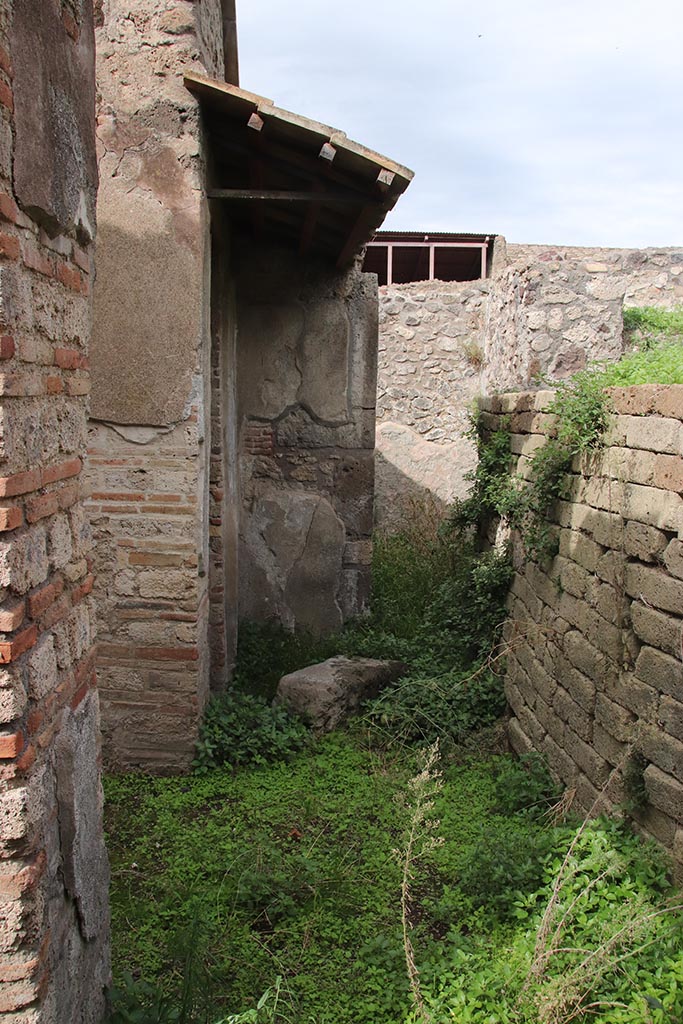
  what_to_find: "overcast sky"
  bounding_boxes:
[238,1,683,248]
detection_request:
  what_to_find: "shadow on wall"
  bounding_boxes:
[91,214,203,426]
[374,421,477,532]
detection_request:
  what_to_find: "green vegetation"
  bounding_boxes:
[604,305,683,385]
[622,304,683,342]
[193,692,309,773]
[449,369,610,561]
[106,518,683,1024]
[106,305,683,1023]
[106,736,683,1024]
[195,515,513,768]
[450,305,683,561]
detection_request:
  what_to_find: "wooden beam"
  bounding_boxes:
[247,113,264,132]
[366,240,487,249]
[299,184,323,256]
[207,189,364,203]
[336,203,386,268]
[209,130,390,205]
[221,0,239,85]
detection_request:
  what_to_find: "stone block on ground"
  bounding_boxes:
[275,656,406,733]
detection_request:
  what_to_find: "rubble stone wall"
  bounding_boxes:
[88,0,218,769]
[376,245,683,529]
[483,258,626,393]
[480,386,683,873]
[376,281,487,529]
[507,243,683,308]
[0,2,109,1020]
[237,244,378,634]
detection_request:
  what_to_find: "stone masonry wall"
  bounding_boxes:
[88,0,222,769]
[479,386,683,873]
[376,281,488,529]
[376,245,683,530]
[0,2,109,1021]
[483,257,626,393]
[237,243,378,635]
[507,243,683,308]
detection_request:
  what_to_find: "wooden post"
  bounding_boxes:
[429,245,435,281]
[387,244,393,285]
[480,244,487,279]
[221,0,239,85]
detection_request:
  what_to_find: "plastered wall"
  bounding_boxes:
[0,2,109,1019]
[480,386,683,874]
[236,243,378,635]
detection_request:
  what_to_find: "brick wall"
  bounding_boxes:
[90,0,217,769]
[0,2,109,1020]
[479,385,683,873]
[87,417,209,770]
[207,244,238,692]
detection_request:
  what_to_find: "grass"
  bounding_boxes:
[105,738,683,1024]
[603,305,683,386]
[105,318,683,1022]
[105,517,683,1023]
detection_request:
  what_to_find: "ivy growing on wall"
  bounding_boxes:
[449,305,683,561]
[448,372,611,562]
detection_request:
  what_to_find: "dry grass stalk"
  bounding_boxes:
[394,741,445,1023]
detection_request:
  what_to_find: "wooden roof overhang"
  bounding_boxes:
[184,73,414,268]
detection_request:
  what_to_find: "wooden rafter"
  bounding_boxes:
[207,189,366,203]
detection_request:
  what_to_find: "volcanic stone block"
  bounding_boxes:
[275,656,405,733]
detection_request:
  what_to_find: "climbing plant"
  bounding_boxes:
[448,371,610,561]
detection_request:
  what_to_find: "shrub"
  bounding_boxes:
[231,620,335,701]
[193,691,308,772]
[365,666,507,747]
[493,752,562,818]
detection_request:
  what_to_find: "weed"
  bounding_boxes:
[230,620,336,702]
[107,738,683,1024]
[493,753,562,818]
[394,742,444,1021]
[365,666,507,748]
[461,338,485,369]
[215,978,285,1023]
[623,751,649,813]
[193,691,309,772]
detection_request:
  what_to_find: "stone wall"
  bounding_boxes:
[88,0,220,769]
[237,243,378,634]
[483,258,626,393]
[0,2,109,1020]
[376,244,683,530]
[376,281,487,528]
[507,243,683,308]
[479,386,683,872]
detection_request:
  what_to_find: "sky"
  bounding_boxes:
[238,0,683,248]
